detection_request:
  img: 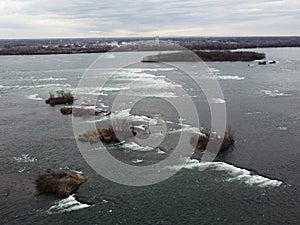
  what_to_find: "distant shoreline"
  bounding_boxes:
[0,36,299,56]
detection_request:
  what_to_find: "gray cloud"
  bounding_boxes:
[0,0,299,38]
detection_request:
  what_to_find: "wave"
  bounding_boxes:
[31,77,67,81]
[122,142,153,152]
[1,84,71,91]
[209,68,220,72]
[167,158,283,188]
[126,68,177,73]
[209,98,226,103]
[13,154,37,163]
[168,126,203,135]
[217,75,245,80]
[47,195,91,214]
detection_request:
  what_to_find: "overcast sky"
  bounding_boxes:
[0,0,299,38]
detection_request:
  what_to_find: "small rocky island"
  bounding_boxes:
[142,50,265,62]
[35,170,86,198]
[46,90,74,106]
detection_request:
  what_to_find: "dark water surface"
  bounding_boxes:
[0,48,300,224]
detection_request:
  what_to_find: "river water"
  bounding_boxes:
[0,48,300,224]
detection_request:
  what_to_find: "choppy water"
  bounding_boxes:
[0,49,300,224]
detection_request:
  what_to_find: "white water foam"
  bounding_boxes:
[31,77,67,81]
[246,112,264,115]
[168,126,203,135]
[13,154,37,163]
[47,195,91,214]
[127,68,177,73]
[278,126,288,131]
[217,75,245,80]
[18,84,71,90]
[167,158,282,188]
[156,148,166,154]
[132,159,144,164]
[123,142,153,152]
[26,94,44,101]
[209,98,226,104]
[259,90,290,97]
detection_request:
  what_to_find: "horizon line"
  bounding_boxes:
[1,35,300,40]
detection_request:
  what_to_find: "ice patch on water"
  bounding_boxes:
[13,154,37,163]
[209,98,226,104]
[47,195,91,215]
[217,75,245,80]
[259,90,290,97]
[167,158,282,188]
[26,94,43,101]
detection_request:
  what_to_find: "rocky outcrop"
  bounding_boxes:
[35,170,86,198]
[191,129,235,160]
[78,127,136,144]
[46,90,74,106]
[60,107,105,117]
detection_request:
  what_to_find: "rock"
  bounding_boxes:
[78,125,136,144]
[60,107,73,115]
[60,107,104,116]
[191,129,235,159]
[46,90,74,106]
[35,170,86,198]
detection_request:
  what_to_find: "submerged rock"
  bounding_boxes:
[35,170,86,198]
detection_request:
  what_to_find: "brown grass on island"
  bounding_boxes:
[35,170,86,198]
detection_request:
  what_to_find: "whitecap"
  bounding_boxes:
[132,159,144,164]
[47,195,91,215]
[259,90,290,97]
[31,77,67,81]
[278,126,288,131]
[209,98,226,104]
[156,148,166,154]
[26,94,43,101]
[166,158,283,188]
[217,75,245,80]
[13,154,37,163]
[123,142,153,152]
[168,126,203,135]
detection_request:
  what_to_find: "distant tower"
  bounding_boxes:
[155,36,160,45]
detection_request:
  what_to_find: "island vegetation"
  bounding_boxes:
[142,50,265,62]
